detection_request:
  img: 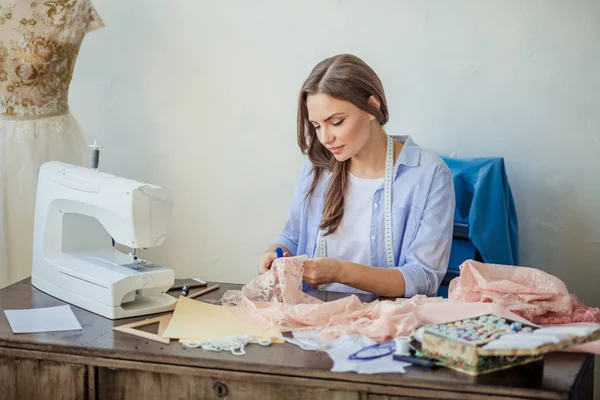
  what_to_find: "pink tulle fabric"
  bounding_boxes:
[222,256,528,342]
[448,260,600,325]
[221,256,442,341]
[222,255,320,307]
[221,257,600,354]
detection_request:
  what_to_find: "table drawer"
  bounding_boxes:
[97,367,361,400]
[0,355,87,400]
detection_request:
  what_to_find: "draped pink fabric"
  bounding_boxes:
[221,257,539,343]
[448,260,600,325]
[221,256,600,355]
[221,256,438,342]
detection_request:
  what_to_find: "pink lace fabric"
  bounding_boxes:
[221,256,600,354]
[221,256,441,342]
[449,260,600,324]
[221,255,319,307]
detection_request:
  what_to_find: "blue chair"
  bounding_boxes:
[437,157,519,298]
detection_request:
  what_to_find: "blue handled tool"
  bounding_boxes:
[275,247,284,258]
[393,354,442,368]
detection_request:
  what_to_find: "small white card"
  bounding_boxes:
[4,305,82,334]
[481,324,600,351]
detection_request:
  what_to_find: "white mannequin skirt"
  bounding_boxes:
[0,112,87,288]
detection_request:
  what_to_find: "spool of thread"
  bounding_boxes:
[89,138,103,169]
[91,148,99,169]
[394,336,411,355]
[180,284,190,297]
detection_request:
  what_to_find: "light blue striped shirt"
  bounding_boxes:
[274,135,455,297]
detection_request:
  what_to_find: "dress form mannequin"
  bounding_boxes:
[0,0,103,287]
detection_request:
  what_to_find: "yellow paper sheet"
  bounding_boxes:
[162,296,282,342]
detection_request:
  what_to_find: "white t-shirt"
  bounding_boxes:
[325,172,384,293]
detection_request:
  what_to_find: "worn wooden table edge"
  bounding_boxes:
[0,278,592,400]
[0,335,583,400]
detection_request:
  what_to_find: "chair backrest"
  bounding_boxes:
[436,156,519,298]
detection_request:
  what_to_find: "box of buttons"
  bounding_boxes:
[421,314,600,376]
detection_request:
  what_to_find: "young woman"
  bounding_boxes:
[259,54,455,298]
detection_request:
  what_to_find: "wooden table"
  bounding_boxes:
[0,278,594,400]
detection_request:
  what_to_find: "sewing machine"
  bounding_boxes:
[31,161,177,319]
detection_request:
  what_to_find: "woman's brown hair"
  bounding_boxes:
[297,54,389,235]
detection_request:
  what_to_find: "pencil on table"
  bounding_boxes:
[188,284,220,300]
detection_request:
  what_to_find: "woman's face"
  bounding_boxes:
[306,92,375,162]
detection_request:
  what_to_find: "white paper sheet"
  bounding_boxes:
[4,305,82,334]
[287,331,410,374]
[326,335,410,374]
[481,324,600,351]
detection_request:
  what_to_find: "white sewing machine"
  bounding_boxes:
[31,161,177,319]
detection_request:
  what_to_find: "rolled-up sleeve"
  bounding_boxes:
[274,161,311,256]
[398,164,455,297]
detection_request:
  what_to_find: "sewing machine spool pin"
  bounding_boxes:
[89,138,103,170]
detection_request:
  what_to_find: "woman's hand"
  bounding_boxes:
[258,250,290,274]
[303,257,342,286]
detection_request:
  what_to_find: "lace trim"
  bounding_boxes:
[182,335,276,356]
[0,108,68,120]
[283,336,330,352]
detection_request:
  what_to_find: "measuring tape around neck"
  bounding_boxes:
[316,135,396,289]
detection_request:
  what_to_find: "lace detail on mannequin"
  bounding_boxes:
[0,112,81,136]
[0,0,103,118]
